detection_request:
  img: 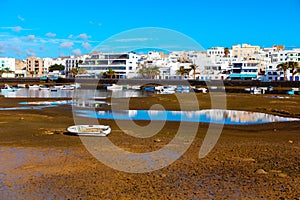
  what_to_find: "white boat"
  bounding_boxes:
[39,85,50,90]
[61,85,75,90]
[54,85,64,89]
[1,84,19,92]
[67,125,111,136]
[131,85,141,90]
[28,85,40,90]
[107,84,123,90]
[17,84,27,88]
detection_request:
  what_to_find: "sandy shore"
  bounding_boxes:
[0,94,300,199]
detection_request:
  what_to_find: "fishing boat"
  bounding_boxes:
[67,125,111,136]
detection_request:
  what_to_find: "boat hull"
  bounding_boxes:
[67,125,111,136]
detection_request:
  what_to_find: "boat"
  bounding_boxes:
[61,85,75,90]
[17,84,26,88]
[28,85,40,90]
[39,85,50,90]
[1,84,19,92]
[193,87,208,93]
[107,84,122,90]
[67,125,111,136]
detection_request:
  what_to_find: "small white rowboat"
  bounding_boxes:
[67,125,111,136]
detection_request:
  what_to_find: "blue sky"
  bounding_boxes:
[0,0,299,59]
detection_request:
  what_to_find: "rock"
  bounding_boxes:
[270,170,282,173]
[161,173,167,178]
[288,140,293,144]
[19,117,24,120]
[154,138,161,142]
[255,169,268,175]
[278,173,288,178]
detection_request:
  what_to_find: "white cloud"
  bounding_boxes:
[82,42,92,50]
[0,43,6,54]
[71,48,82,56]
[0,26,32,32]
[115,38,151,42]
[17,15,25,21]
[60,41,74,49]
[77,33,91,40]
[68,34,73,39]
[25,48,36,57]
[89,20,102,27]
[26,35,36,41]
[45,32,56,38]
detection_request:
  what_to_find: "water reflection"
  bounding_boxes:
[75,109,300,125]
[1,88,148,98]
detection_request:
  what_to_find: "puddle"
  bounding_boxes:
[0,101,73,111]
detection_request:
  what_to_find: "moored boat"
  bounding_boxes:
[67,125,111,136]
[107,84,122,90]
[28,85,40,90]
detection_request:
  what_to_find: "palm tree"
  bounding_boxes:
[29,71,35,77]
[78,68,88,74]
[106,68,116,79]
[277,62,289,81]
[288,61,299,81]
[147,66,160,79]
[71,68,78,77]
[137,68,147,78]
[176,66,186,79]
[190,64,197,80]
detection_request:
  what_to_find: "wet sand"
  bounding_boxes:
[0,94,300,199]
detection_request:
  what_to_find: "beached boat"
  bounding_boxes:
[67,125,111,136]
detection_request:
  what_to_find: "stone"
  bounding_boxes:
[255,169,268,175]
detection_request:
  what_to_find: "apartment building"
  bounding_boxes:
[79,52,139,78]
[26,57,45,77]
[231,44,260,59]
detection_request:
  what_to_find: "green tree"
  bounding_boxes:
[105,68,116,79]
[137,68,147,78]
[78,68,88,74]
[29,71,35,77]
[49,64,65,72]
[189,64,197,80]
[277,62,289,81]
[71,68,78,77]
[176,66,190,79]
[147,66,160,79]
[224,47,230,57]
[288,61,299,81]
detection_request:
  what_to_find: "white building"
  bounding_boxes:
[0,57,15,72]
[79,52,139,78]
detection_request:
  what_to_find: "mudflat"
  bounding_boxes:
[0,94,299,199]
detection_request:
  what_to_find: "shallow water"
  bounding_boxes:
[1,88,147,98]
[75,109,300,125]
